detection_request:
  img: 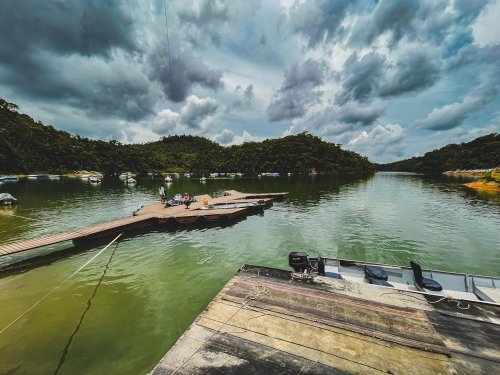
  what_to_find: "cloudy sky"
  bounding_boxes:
[0,0,499,163]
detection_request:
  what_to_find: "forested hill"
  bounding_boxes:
[0,99,374,176]
[377,133,500,174]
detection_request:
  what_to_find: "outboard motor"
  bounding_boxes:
[289,252,309,272]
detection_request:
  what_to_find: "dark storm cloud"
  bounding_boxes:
[0,0,137,58]
[335,52,385,105]
[178,0,229,46]
[349,0,419,47]
[0,0,159,120]
[231,85,254,110]
[147,47,223,102]
[179,95,219,129]
[379,50,440,97]
[291,0,360,47]
[337,104,385,126]
[267,59,325,121]
[447,43,500,70]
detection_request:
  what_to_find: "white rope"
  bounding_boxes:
[0,233,123,336]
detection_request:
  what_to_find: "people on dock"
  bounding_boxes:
[159,186,166,203]
[183,192,191,209]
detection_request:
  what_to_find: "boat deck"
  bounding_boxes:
[0,190,287,257]
[151,265,500,374]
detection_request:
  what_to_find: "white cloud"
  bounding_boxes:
[473,0,500,46]
[348,123,405,161]
[414,94,488,131]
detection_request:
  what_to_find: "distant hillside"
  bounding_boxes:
[0,98,374,176]
[377,133,500,174]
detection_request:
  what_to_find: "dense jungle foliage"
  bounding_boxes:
[377,133,500,174]
[0,99,374,176]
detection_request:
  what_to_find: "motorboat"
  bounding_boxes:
[0,176,19,182]
[27,175,38,179]
[288,172,292,176]
[165,176,173,183]
[48,175,60,180]
[288,253,500,305]
[125,178,137,185]
[200,177,206,182]
[119,172,136,180]
[184,173,191,178]
[89,176,101,184]
[0,193,17,206]
[209,173,218,178]
[230,173,236,178]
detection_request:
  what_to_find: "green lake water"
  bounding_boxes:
[0,173,499,374]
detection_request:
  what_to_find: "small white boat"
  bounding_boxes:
[27,175,38,179]
[288,253,500,305]
[165,176,173,183]
[230,173,236,178]
[184,173,191,178]
[287,172,292,176]
[0,193,17,206]
[119,172,136,180]
[236,172,243,177]
[0,176,19,182]
[200,177,207,182]
[209,173,218,178]
[89,176,101,184]
[48,175,60,180]
[125,178,137,185]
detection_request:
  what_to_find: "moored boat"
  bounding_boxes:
[0,193,17,206]
[89,176,101,184]
[125,178,137,185]
[288,252,500,305]
[0,176,19,182]
[165,176,173,183]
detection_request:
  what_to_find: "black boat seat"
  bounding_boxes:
[364,266,388,281]
[325,272,342,279]
[368,277,393,287]
[410,260,443,292]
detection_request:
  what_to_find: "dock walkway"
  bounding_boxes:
[151,265,500,374]
[0,191,287,257]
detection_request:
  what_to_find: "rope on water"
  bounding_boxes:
[53,237,121,375]
[0,233,123,336]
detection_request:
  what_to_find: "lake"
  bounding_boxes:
[0,173,499,374]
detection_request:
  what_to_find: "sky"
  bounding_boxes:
[0,0,499,163]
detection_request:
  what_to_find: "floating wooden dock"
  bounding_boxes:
[151,265,500,374]
[0,190,287,257]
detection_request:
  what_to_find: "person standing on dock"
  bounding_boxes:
[159,186,166,203]
[183,192,191,209]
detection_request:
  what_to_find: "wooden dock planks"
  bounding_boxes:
[0,191,288,257]
[151,265,500,375]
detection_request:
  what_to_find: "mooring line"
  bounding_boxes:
[0,233,123,336]
[53,239,120,374]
